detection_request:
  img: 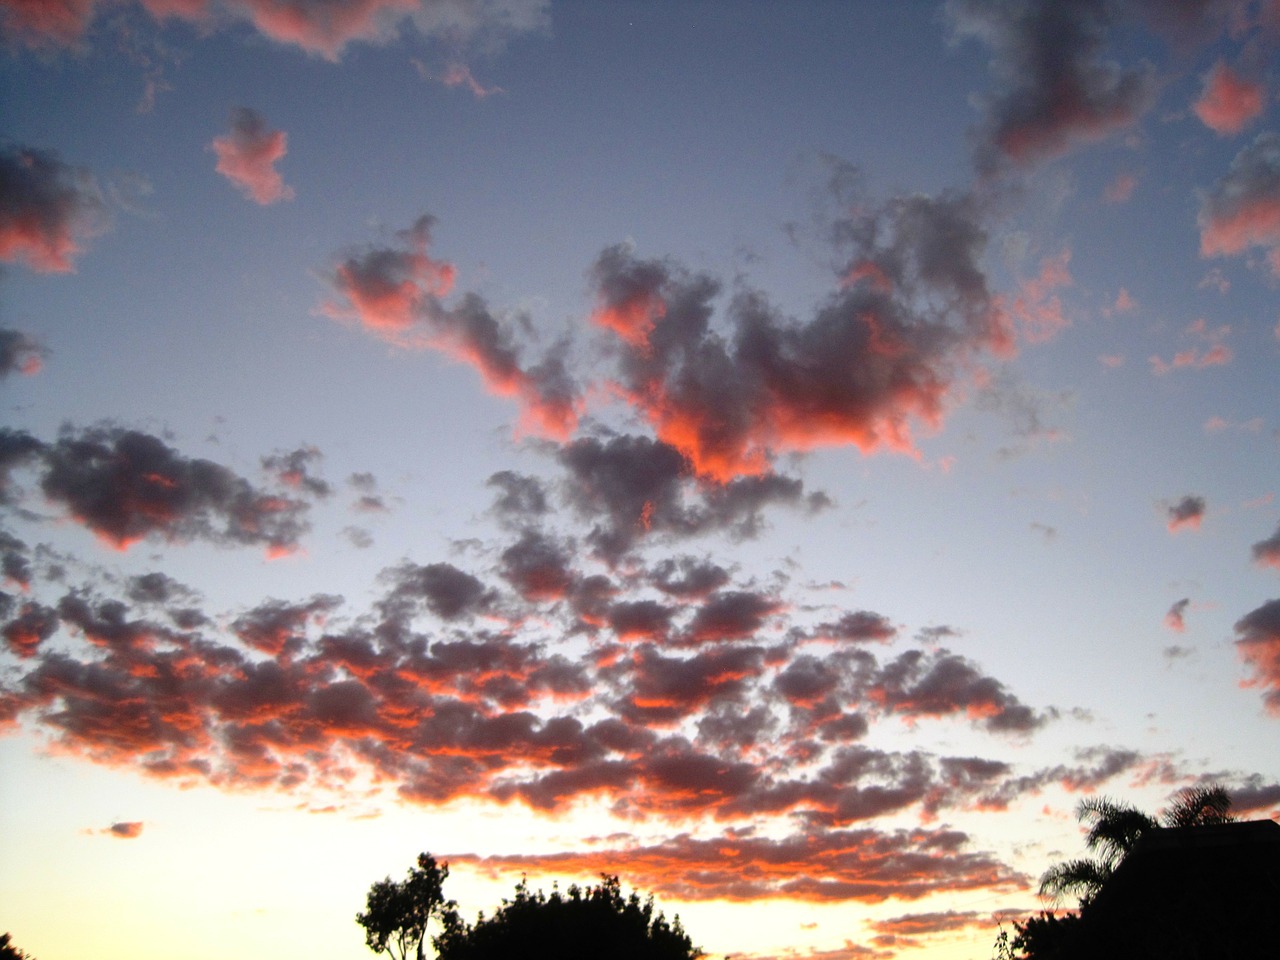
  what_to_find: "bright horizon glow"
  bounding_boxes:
[1,2,1278,959]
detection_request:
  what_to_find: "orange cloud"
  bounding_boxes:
[211,107,294,205]
[1193,62,1265,135]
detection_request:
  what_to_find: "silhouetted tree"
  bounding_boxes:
[0,933,34,960]
[357,853,454,960]
[1039,785,1233,906]
[434,874,702,960]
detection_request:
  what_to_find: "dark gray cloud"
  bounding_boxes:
[36,425,312,554]
[380,560,495,622]
[261,447,332,499]
[1253,521,1280,569]
[947,0,1157,170]
[557,432,824,562]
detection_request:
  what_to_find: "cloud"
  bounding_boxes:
[1,424,312,555]
[1164,598,1190,632]
[1004,250,1072,343]
[1150,320,1233,374]
[591,187,1012,481]
[866,648,1047,733]
[1234,599,1280,714]
[1199,132,1280,276]
[261,446,331,498]
[1,0,550,59]
[1253,522,1280,570]
[210,107,294,205]
[3,600,59,658]
[0,145,107,273]
[1105,172,1138,203]
[556,432,824,562]
[446,826,1026,904]
[1165,495,1206,532]
[868,910,988,937]
[0,0,97,45]
[1193,61,1265,135]
[947,0,1157,169]
[103,820,144,838]
[0,329,47,378]
[321,216,579,438]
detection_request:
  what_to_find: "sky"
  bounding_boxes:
[1,1,1279,958]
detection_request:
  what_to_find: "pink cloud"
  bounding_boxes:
[1112,288,1136,313]
[210,107,294,205]
[1234,599,1280,715]
[1193,62,1265,135]
[0,0,97,46]
[321,215,579,439]
[1150,320,1233,375]
[2,0,546,60]
[0,145,107,273]
[1199,133,1280,276]
[1164,598,1190,632]
[1005,251,1072,344]
[1105,172,1138,204]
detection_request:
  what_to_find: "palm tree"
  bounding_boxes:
[1038,785,1234,906]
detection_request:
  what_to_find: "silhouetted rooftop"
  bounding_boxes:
[1072,819,1280,960]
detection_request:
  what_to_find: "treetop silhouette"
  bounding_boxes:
[359,854,702,960]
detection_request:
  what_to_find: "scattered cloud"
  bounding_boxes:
[947,0,1156,170]
[1105,171,1138,203]
[1165,495,1206,533]
[1164,597,1190,632]
[103,820,144,838]
[0,145,107,273]
[1252,522,1280,570]
[0,0,551,60]
[591,186,1014,481]
[210,107,294,205]
[321,215,579,438]
[1234,599,1280,715]
[1199,132,1280,276]
[1192,61,1265,135]
[1150,320,1233,374]
[0,329,47,378]
[0,424,312,555]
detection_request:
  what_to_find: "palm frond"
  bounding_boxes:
[1038,858,1111,906]
[1076,796,1158,868]
[1162,784,1234,828]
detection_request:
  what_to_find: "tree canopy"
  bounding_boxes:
[358,856,701,960]
[435,874,701,960]
[356,853,453,960]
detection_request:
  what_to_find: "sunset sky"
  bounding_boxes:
[2,2,1279,958]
